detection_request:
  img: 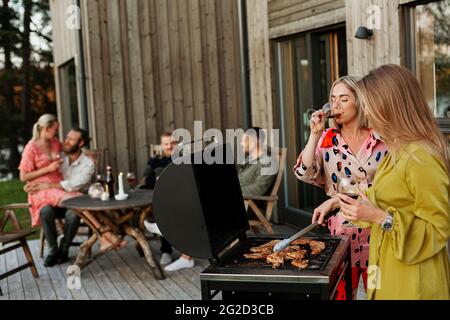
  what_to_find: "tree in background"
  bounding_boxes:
[0,0,21,179]
[0,0,55,179]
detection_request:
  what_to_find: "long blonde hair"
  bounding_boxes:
[357,64,449,170]
[32,114,58,141]
[329,76,368,129]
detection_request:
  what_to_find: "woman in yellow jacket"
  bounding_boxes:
[337,64,450,300]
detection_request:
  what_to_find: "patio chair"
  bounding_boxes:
[0,204,38,296]
[243,148,287,234]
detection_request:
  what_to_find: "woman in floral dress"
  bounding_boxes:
[293,76,388,299]
[19,114,80,227]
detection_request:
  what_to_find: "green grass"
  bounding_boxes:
[0,179,39,239]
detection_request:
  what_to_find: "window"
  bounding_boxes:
[405,0,450,133]
[58,59,80,134]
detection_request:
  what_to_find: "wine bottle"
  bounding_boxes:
[105,166,115,199]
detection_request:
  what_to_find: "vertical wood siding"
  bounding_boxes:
[75,0,244,177]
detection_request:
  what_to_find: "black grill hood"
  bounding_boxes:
[152,144,250,260]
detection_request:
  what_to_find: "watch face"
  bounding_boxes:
[383,217,393,230]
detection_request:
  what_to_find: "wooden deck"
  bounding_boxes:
[0,236,213,300]
[0,225,366,300]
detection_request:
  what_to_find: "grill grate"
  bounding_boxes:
[215,237,341,273]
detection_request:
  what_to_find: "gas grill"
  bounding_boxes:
[200,235,350,300]
[153,144,352,300]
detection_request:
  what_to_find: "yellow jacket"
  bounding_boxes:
[363,143,450,300]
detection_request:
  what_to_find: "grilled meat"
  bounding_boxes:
[284,250,307,261]
[310,240,326,255]
[291,259,309,269]
[291,238,312,246]
[258,240,280,248]
[283,245,301,253]
[250,246,273,254]
[249,240,280,253]
[266,252,285,268]
[244,239,327,269]
[243,252,270,260]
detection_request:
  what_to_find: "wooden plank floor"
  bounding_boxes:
[0,236,213,300]
[0,225,366,300]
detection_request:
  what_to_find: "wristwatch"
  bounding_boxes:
[381,212,394,232]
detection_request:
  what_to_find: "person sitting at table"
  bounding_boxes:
[19,115,81,266]
[141,132,177,266]
[238,127,277,212]
[140,132,176,189]
[147,127,277,272]
[24,126,125,266]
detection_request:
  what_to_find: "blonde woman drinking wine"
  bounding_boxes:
[19,114,127,265]
[293,76,388,299]
[338,64,449,300]
[19,114,79,227]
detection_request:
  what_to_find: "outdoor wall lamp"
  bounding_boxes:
[355,26,373,40]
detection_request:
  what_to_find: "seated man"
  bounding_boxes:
[238,127,276,198]
[141,132,176,266]
[25,128,95,267]
[149,127,277,272]
[140,132,175,190]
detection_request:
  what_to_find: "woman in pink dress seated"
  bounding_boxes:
[293,76,388,299]
[19,114,80,227]
[20,114,127,255]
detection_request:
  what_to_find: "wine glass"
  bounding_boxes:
[49,151,63,162]
[337,176,361,228]
[307,102,339,120]
[126,172,137,191]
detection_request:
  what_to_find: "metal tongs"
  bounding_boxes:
[273,221,320,253]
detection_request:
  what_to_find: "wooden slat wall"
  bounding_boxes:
[256,0,347,129]
[78,0,245,177]
[49,0,86,135]
[246,0,274,129]
[268,0,346,38]
[49,0,79,66]
[267,0,406,76]
[345,0,404,77]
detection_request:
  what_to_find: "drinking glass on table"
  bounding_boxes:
[126,172,137,191]
[337,176,361,228]
[307,102,339,121]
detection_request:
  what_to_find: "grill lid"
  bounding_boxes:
[152,144,250,259]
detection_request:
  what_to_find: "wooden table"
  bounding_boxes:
[61,190,165,280]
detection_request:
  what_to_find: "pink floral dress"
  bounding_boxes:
[19,138,80,227]
[293,128,388,270]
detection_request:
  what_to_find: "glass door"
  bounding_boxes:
[274,26,347,227]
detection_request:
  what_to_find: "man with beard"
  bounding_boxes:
[238,127,277,198]
[25,128,95,266]
[141,132,177,266]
